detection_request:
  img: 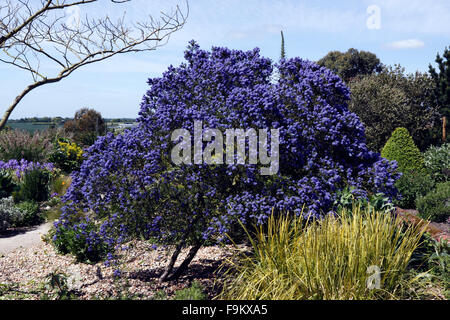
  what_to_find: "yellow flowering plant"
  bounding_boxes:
[49,138,85,173]
[58,141,84,161]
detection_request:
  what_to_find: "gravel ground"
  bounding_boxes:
[0,239,248,300]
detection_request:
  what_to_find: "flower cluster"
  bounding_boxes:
[0,159,55,179]
[54,42,400,260]
[58,141,84,161]
[48,138,85,173]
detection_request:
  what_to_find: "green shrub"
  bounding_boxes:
[1,197,44,230]
[49,138,84,173]
[40,271,78,300]
[50,175,71,196]
[424,143,450,183]
[0,197,26,231]
[52,222,111,264]
[0,170,17,199]
[394,171,436,209]
[348,66,439,152]
[425,239,449,284]
[63,108,107,147]
[403,233,449,299]
[220,206,427,300]
[173,281,206,300]
[333,186,395,213]
[13,169,50,203]
[381,127,425,173]
[416,182,450,223]
[14,201,43,227]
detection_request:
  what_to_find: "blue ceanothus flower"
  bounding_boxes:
[54,41,399,277]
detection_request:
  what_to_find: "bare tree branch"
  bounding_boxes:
[0,0,189,129]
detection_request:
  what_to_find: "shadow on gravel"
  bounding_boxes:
[0,225,41,238]
[127,258,227,282]
[126,258,231,298]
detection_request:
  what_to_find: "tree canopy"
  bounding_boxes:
[429,46,450,143]
[63,108,106,146]
[349,65,440,152]
[318,48,383,83]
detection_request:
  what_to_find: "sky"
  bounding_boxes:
[1,0,450,119]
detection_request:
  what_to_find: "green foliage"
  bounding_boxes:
[0,283,16,296]
[333,186,395,214]
[403,233,449,299]
[349,66,440,151]
[381,127,425,173]
[220,206,427,300]
[1,197,43,230]
[424,143,450,183]
[152,290,168,300]
[0,283,29,300]
[50,175,71,196]
[426,239,449,286]
[317,48,382,82]
[15,201,43,227]
[0,170,17,199]
[422,238,450,286]
[416,181,450,223]
[394,171,436,209]
[13,169,50,203]
[40,271,78,300]
[173,281,206,300]
[52,223,111,264]
[49,138,84,173]
[0,197,25,232]
[429,47,450,123]
[63,108,106,146]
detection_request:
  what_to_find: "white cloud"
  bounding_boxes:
[385,39,425,49]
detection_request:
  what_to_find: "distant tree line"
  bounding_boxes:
[8,116,135,124]
[8,117,69,123]
[6,107,138,147]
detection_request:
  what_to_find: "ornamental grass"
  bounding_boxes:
[220,206,428,300]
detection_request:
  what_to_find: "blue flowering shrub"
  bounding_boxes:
[52,219,111,263]
[54,42,399,280]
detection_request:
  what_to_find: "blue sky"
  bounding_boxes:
[1,0,450,119]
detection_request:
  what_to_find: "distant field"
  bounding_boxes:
[6,122,62,133]
[6,121,137,133]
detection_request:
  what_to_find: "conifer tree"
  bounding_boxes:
[429,46,450,142]
[381,127,425,173]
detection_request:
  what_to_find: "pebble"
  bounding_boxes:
[0,240,248,300]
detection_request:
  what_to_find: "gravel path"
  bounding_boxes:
[0,223,52,255]
[0,237,247,300]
